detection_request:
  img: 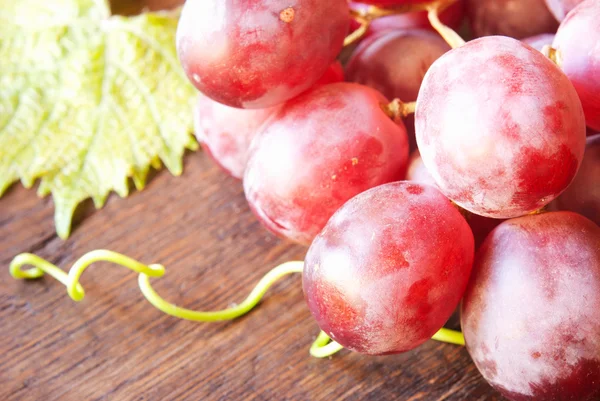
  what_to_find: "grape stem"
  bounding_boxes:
[384,99,417,120]
[541,45,562,67]
[9,251,465,357]
[344,0,465,49]
[427,0,465,49]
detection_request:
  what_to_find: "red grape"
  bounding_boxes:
[303,182,474,355]
[346,29,450,103]
[416,36,586,219]
[348,1,465,35]
[244,83,409,245]
[177,0,349,109]
[523,33,555,51]
[551,135,600,226]
[545,0,585,21]
[195,62,345,179]
[359,0,434,5]
[462,212,600,401]
[466,0,558,39]
[552,0,600,131]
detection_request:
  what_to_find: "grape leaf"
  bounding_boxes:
[0,0,198,239]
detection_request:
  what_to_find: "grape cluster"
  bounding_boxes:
[177,0,599,399]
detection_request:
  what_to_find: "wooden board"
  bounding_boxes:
[0,1,501,399]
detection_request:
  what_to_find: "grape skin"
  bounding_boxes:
[462,212,600,401]
[416,36,586,219]
[244,83,409,245]
[466,0,558,39]
[176,0,349,109]
[551,135,600,226]
[553,0,600,131]
[406,150,503,247]
[346,29,450,104]
[195,62,345,179]
[522,33,555,52]
[545,0,585,21]
[303,182,474,355]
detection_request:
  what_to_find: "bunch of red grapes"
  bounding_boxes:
[177,0,600,399]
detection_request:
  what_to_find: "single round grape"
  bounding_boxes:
[348,1,465,35]
[553,0,600,131]
[551,135,600,226]
[523,33,555,51]
[346,29,450,103]
[545,0,584,21]
[177,0,349,109]
[462,212,600,401]
[416,36,586,219]
[244,83,409,245]
[195,62,345,179]
[303,182,474,355]
[466,0,558,39]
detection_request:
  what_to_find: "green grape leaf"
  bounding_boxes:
[0,0,198,239]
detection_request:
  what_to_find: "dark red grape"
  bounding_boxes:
[462,212,600,401]
[551,135,600,226]
[416,36,586,219]
[346,29,450,103]
[523,33,555,51]
[545,0,584,21]
[466,0,558,39]
[553,0,600,131]
[177,0,349,109]
[303,182,474,355]
[244,83,409,245]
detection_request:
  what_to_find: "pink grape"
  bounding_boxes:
[466,0,558,39]
[462,212,600,401]
[553,0,600,131]
[244,83,409,245]
[303,182,474,355]
[551,135,600,226]
[545,0,585,21]
[359,0,435,5]
[416,36,586,219]
[176,0,349,109]
[348,1,465,36]
[523,33,555,51]
[195,62,344,179]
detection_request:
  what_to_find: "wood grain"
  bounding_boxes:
[0,0,502,400]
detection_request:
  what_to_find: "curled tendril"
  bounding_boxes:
[9,251,465,358]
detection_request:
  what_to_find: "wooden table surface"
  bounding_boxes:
[0,1,502,400]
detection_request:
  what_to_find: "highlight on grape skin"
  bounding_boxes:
[244,82,409,245]
[461,212,600,401]
[176,0,349,109]
[303,181,474,355]
[416,36,587,219]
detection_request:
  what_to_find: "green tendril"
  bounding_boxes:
[9,251,465,358]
